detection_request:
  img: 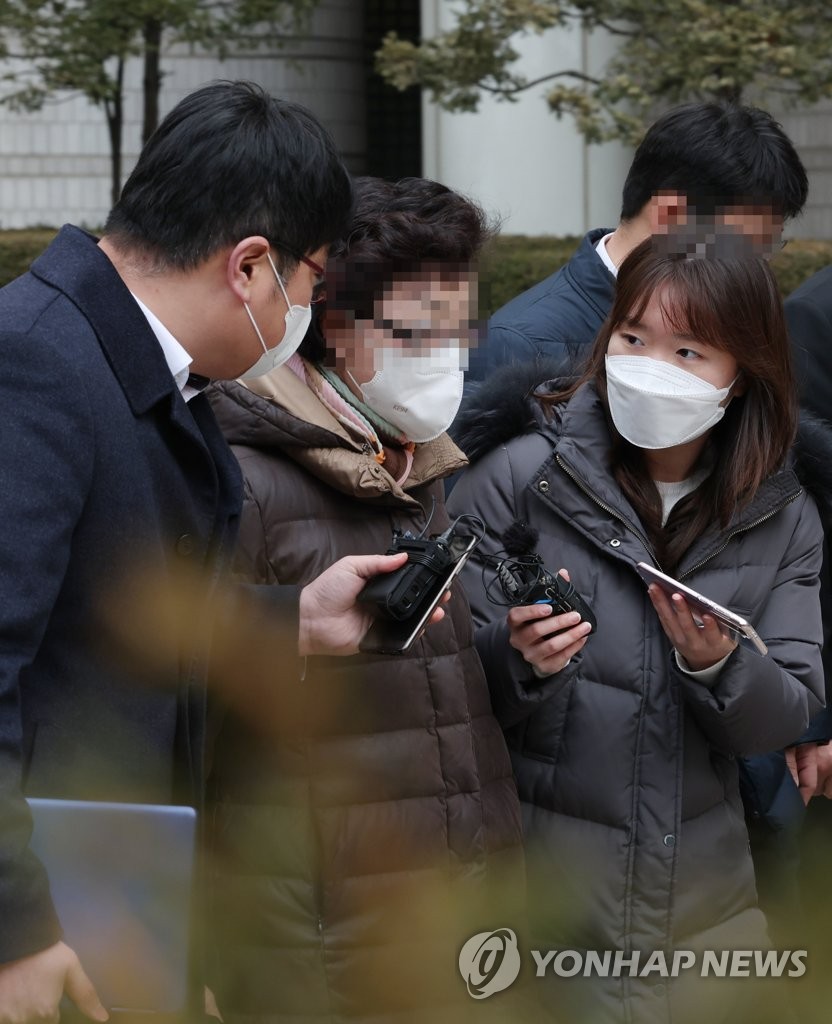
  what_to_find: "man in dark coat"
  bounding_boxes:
[783,267,832,1012]
[0,81,416,1024]
[784,269,832,778]
[471,101,808,382]
[787,263,832,423]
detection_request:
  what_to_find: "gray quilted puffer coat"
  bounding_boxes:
[205,367,526,1024]
[448,374,825,1024]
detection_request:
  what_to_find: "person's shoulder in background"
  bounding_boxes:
[785,263,832,421]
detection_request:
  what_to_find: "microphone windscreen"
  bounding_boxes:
[502,519,539,558]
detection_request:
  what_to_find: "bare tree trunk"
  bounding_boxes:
[142,18,163,144]
[104,57,125,208]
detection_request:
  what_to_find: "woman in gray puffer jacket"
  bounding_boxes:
[205,178,525,1024]
[448,237,826,1024]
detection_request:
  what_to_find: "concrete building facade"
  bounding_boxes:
[419,2,832,241]
[0,0,367,229]
[0,0,828,239]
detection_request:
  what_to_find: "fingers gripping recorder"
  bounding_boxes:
[485,520,597,632]
[358,514,485,654]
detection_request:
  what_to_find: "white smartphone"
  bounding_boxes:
[636,562,768,657]
[359,534,478,655]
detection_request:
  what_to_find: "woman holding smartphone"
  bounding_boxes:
[448,234,826,1024]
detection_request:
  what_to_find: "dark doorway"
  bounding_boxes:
[363,0,422,179]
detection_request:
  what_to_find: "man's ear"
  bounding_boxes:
[226,236,271,301]
[647,192,689,234]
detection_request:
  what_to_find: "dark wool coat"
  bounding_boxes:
[447,368,826,1024]
[787,261,832,424]
[0,228,245,979]
[206,369,525,1024]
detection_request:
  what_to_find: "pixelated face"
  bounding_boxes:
[649,192,784,258]
[608,285,739,391]
[327,263,478,384]
[717,204,783,253]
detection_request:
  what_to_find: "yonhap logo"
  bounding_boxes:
[458,934,808,999]
[458,928,522,999]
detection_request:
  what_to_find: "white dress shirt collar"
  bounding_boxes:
[131,293,201,402]
[595,232,619,278]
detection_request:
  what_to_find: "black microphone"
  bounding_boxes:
[490,519,597,633]
[501,519,540,559]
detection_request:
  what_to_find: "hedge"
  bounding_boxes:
[477,235,832,316]
[1,229,831,318]
[0,229,57,286]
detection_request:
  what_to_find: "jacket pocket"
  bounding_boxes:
[519,674,577,767]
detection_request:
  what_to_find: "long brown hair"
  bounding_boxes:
[540,237,798,572]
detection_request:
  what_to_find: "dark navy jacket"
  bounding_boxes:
[0,226,248,964]
[470,227,615,381]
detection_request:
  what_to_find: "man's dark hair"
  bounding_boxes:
[620,102,808,222]
[300,175,492,361]
[104,80,353,272]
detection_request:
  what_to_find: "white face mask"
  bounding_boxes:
[351,341,465,443]
[605,355,736,450]
[239,253,312,380]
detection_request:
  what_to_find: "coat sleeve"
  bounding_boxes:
[675,495,825,756]
[0,333,95,962]
[448,440,581,729]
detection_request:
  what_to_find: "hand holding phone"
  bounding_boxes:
[636,562,767,661]
[358,516,484,655]
[646,584,738,671]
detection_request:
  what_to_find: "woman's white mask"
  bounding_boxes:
[350,341,465,443]
[605,355,737,450]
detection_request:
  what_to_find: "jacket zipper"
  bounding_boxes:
[678,489,803,580]
[556,454,803,580]
[556,451,802,965]
[555,454,662,569]
[555,451,657,973]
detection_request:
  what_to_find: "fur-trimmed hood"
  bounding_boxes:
[451,357,568,463]
[453,360,832,530]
